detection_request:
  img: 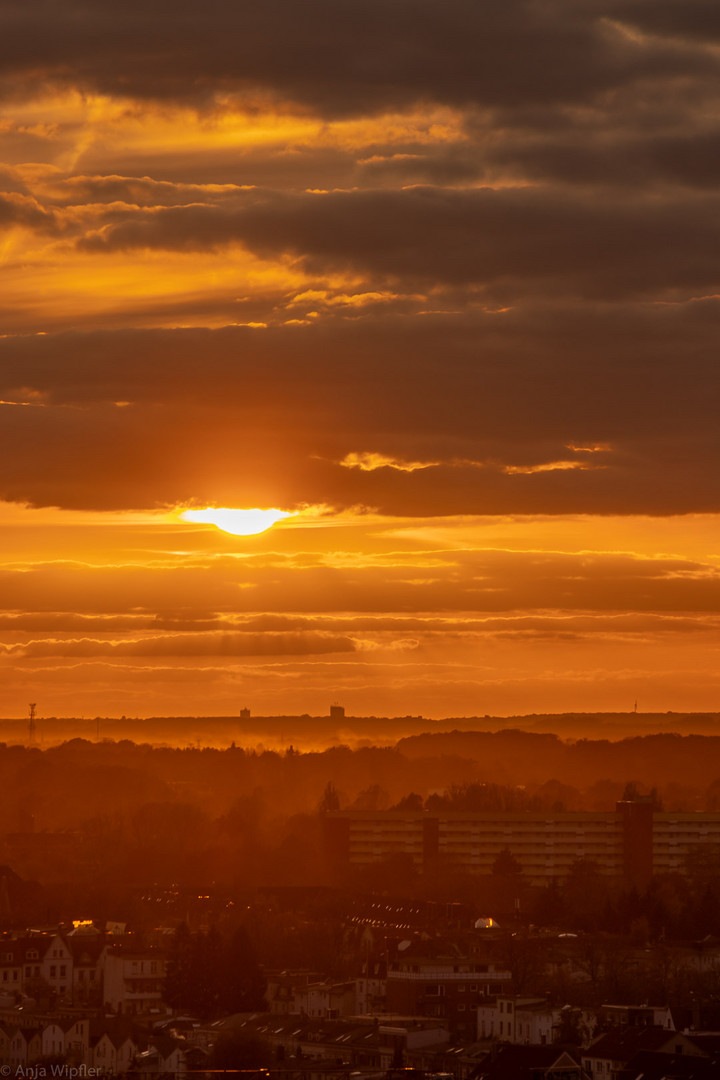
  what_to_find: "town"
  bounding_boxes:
[3,729,720,1078]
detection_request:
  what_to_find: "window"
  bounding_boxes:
[50,966,56,977]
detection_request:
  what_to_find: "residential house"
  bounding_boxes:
[582,1028,705,1079]
[386,940,512,1039]
[0,941,22,999]
[8,1026,42,1069]
[104,945,166,1016]
[620,1049,720,1079]
[91,1024,139,1075]
[472,1044,588,1078]
[41,935,74,1003]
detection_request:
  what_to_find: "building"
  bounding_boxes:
[386,942,512,1039]
[326,801,720,887]
[581,1028,705,1079]
[477,996,554,1045]
[103,945,166,1016]
[266,971,358,1018]
[472,1044,587,1079]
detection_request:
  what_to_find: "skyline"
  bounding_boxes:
[1,1,719,720]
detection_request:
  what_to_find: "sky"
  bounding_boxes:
[0,0,719,722]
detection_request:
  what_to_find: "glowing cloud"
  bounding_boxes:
[179,507,291,535]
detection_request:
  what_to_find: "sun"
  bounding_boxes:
[179,507,292,536]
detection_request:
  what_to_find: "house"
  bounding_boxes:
[41,1021,67,1060]
[68,934,105,1007]
[620,1049,720,1079]
[135,1033,186,1074]
[92,1031,139,1073]
[386,939,512,1039]
[477,996,555,1045]
[472,1043,588,1078]
[41,934,74,1001]
[104,945,166,1016]
[0,1025,11,1066]
[355,970,386,1014]
[8,1026,42,1068]
[582,1028,705,1079]
[60,1018,90,1064]
[601,1003,674,1030]
[0,940,23,997]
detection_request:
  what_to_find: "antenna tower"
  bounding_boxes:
[28,703,37,744]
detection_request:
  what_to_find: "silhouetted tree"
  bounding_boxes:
[219,926,267,1013]
[318,781,340,813]
[164,922,194,1012]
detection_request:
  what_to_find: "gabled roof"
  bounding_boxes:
[90,1016,139,1046]
[584,1027,689,1061]
[621,1049,720,1079]
[471,1044,582,1079]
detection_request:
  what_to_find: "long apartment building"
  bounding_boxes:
[325,800,720,886]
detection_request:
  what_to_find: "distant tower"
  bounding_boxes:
[330,703,345,720]
[28,703,37,744]
[633,700,638,713]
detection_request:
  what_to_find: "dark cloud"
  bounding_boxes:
[0,301,716,514]
[1,1,712,117]
[0,192,56,230]
[75,186,720,300]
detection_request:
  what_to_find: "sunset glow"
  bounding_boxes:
[180,507,292,536]
[0,0,717,724]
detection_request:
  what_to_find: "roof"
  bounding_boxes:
[621,1049,720,1079]
[584,1027,686,1061]
[471,1044,582,1079]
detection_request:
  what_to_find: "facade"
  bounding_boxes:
[477,996,554,1045]
[41,934,74,1002]
[104,946,166,1016]
[327,802,720,886]
[267,972,357,1018]
[92,1031,139,1073]
[386,949,511,1039]
[653,812,720,875]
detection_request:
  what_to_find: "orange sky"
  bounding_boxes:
[1,2,719,722]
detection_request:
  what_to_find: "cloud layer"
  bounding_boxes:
[0,1,717,717]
